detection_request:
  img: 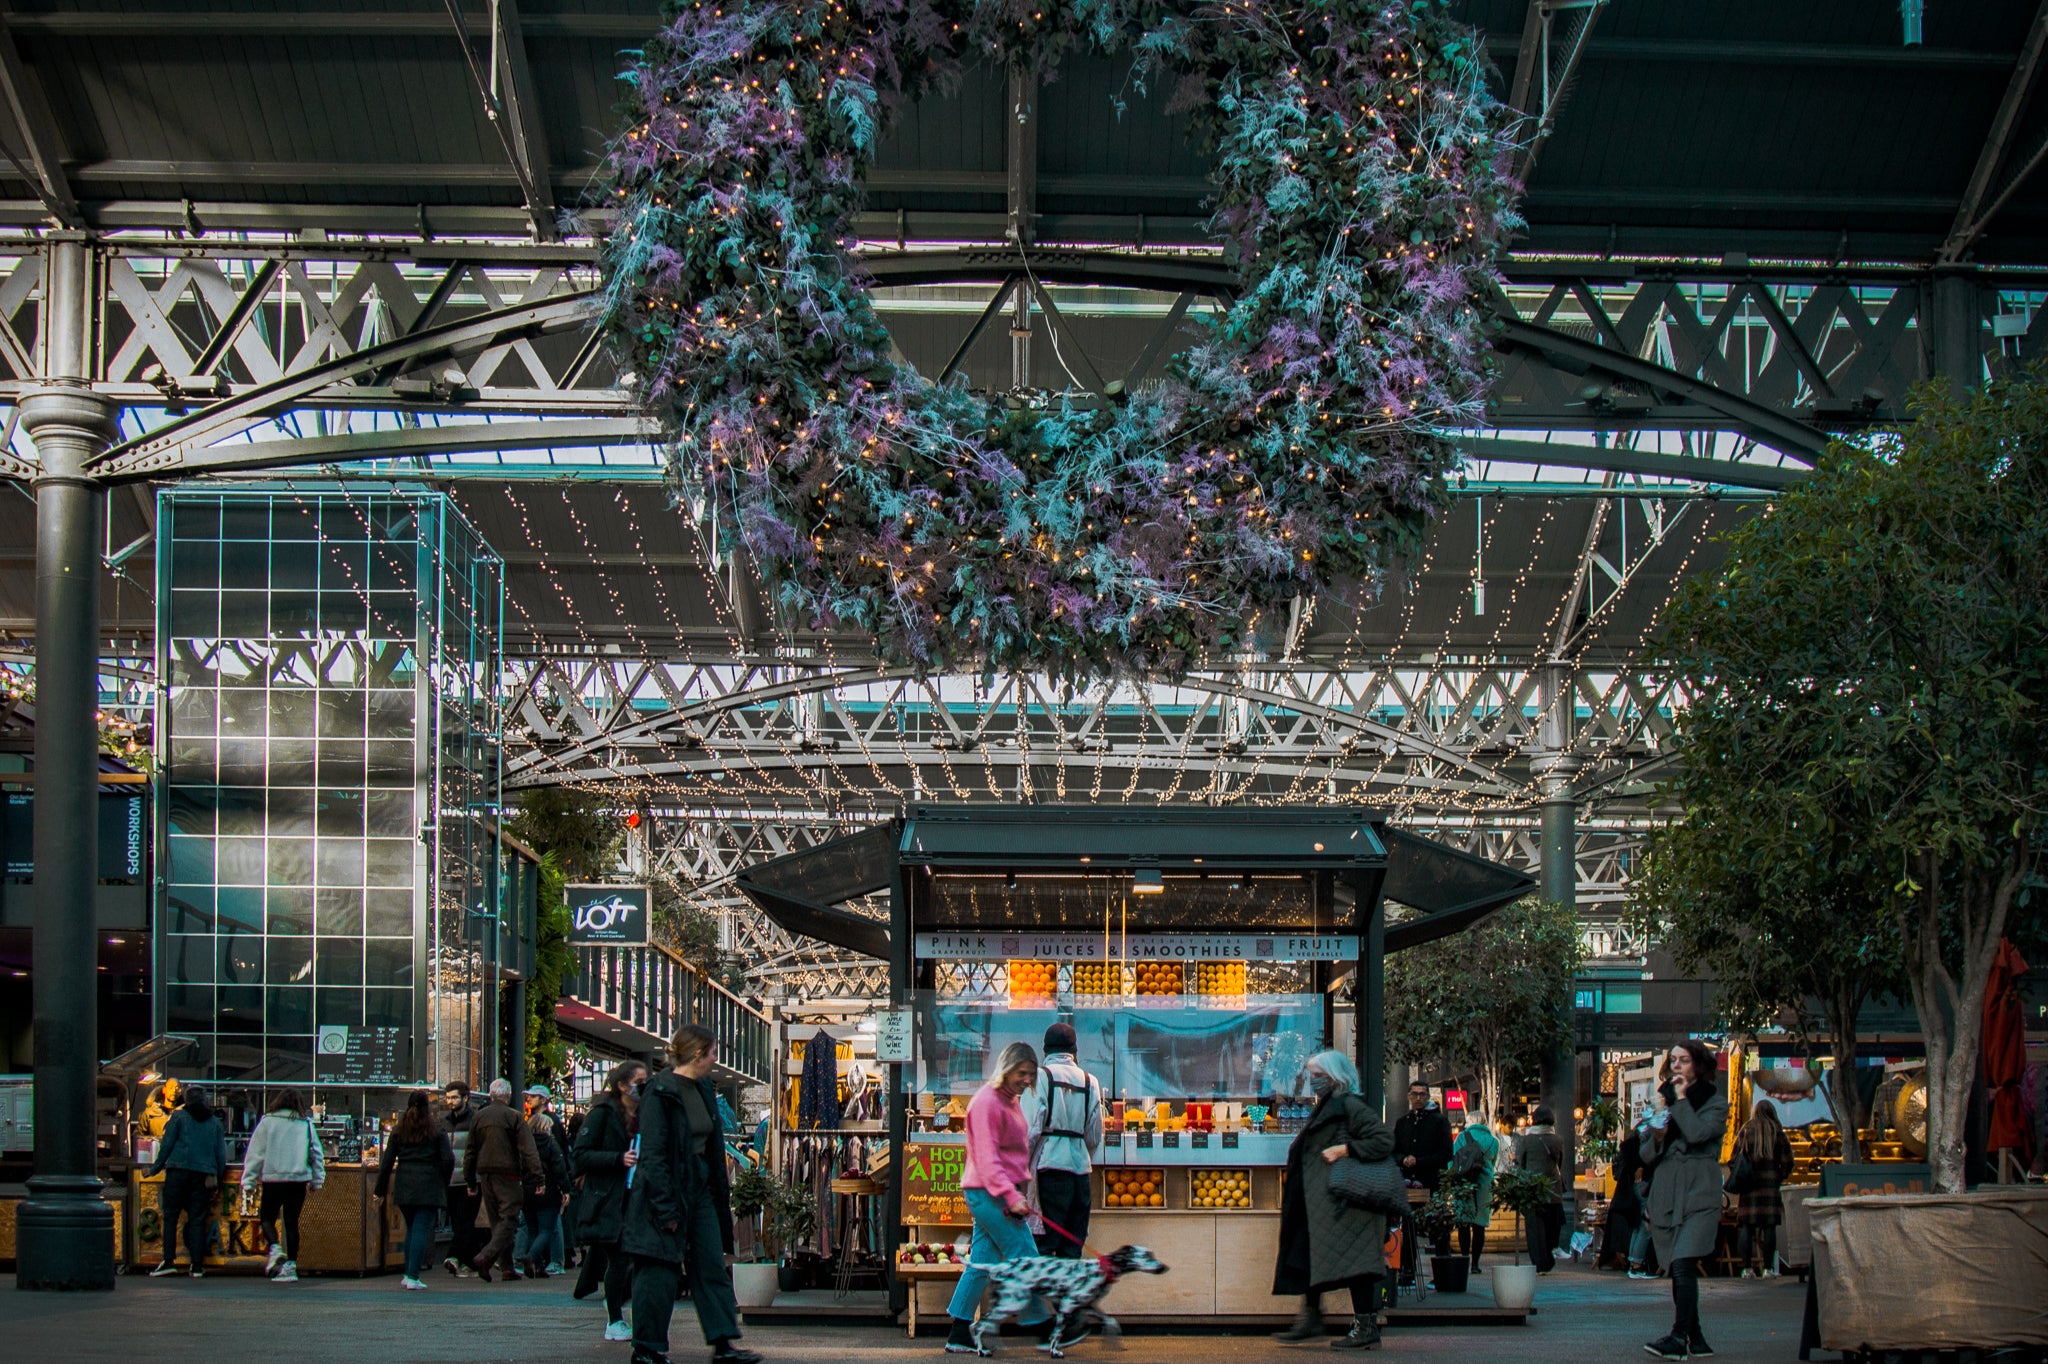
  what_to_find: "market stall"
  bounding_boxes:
[738,804,1535,1326]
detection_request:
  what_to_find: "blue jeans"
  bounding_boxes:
[946,1188,1050,1324]
[523,1201,563,1269]
[400,1205,436,1279]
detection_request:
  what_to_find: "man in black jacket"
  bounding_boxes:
[441,1081,488,1275]
[1391,1082,1454,1282]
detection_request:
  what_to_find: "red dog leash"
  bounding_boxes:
[1035,1212,1119,1284]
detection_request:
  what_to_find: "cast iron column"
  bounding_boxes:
[1533,662,1579,1240]
[18,237,116,1291]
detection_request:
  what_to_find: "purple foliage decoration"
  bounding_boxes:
[599,0,1521,678]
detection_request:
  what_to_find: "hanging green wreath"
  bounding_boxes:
[600,0,1519,678]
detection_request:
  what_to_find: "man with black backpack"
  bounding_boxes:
[1023,1022,1103,1258]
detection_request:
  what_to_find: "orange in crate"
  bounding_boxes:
[1006,960,1057,1006]
[1102,1168,1166,1208]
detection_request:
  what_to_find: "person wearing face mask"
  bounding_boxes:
[621,1025,760,1364]
[1641,1039,1728,1361]
[944,1042,1057,1355]
[1271,1051,1396,1351]
[574,1060,648,1341]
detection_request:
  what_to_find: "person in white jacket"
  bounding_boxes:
[242,1089,327,1281]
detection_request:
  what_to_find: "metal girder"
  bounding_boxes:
[0,3,78,227]
[1507,1,1607,184]
[1459,435,1803,490]
[499,659,1695,823]
[1942,0,2048,266]
[486,0,559,242]
[151,416,656,478]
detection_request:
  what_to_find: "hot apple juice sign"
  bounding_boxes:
[565,884,650,948]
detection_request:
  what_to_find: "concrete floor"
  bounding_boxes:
[0,1259,1816,1364]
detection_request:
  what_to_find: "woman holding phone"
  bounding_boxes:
[1642,1039,1729,1360]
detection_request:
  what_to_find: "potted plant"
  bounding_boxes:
[729,1162,781,1308]
[771,1173,820,1294]
[1417,1170,1477,1293]
[1487,1165,1557,1311]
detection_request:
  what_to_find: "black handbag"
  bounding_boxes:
[1722,1148,1757,1196]
[1327,1152,1408,1217]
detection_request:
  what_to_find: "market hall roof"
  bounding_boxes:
[0,2,2044,266]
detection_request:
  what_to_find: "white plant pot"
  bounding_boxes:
[732,1262,780,1309]
[1490,1263,1537,1311]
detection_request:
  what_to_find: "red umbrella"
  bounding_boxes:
[1982,938,2032,1166]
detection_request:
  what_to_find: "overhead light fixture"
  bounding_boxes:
[1132,868,1164,896]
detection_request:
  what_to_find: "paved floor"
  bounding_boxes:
[0,1260,1815,1364]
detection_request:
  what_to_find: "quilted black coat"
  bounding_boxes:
[1273,1090,1396,1294]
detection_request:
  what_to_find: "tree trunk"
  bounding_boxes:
[1899,847,2028,1194]
[1824,986,1866,1164]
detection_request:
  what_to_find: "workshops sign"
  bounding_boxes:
[565,884,650,947]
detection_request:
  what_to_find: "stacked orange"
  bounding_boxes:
[1102,1169,1166,1208]
[1007,959,1057,1005]
[1134,962,1182,996]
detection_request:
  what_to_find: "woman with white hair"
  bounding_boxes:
[944,1041,1056,1354]
[1271,1049,1396,1350]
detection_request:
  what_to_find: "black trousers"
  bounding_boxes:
[1737,1225,1776,1271]
[160,1169,214,1267]
[1457,1223,1487,1268]
[1305,1274,1381,1319]
[1670,1255,1703,1338]
[630,1195,740,1352]
[1033,1170,1091,1258]
[577,1239,635,1323]
[258,1181,309,1262]
[447,1183,486,1264]
[1527,1204,1563,1272]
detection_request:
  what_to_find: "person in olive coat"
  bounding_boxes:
[1642,1039,1729,1361]
[621,1024,761,1364]
[375,1090,455,1289]
[1271,1050,1397,1351]
[573,1059,647,1340]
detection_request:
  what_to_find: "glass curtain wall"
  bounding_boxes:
[155,487,503,1089]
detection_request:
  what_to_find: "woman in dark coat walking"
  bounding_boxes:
[1643,1039,1729,1361]
[375,1090,455,1289]
[573,1059,647,1340]
[1512,1106,1566,1272]
[621,1024,761,1364]
[1732,1098,1793,1278]
[1271,1049,1396,1351]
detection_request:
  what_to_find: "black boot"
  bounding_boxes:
[710,1340,762,1364]
[945,1317,982,1355]
[1274,1302,1324,1342]
[1332,1319,1381,1351]
[630,1350,672,1364]
[1685,1333,1714,1358]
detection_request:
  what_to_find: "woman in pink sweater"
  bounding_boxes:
[945,1042,1054,1353]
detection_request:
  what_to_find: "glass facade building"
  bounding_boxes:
[154,487,505,1090]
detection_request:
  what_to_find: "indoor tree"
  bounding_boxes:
[1634,822,1903,1162]
[1384,897,1586,1122]
[1641,370,2048,1192]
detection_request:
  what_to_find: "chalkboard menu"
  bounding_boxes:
[315,1024,408,1085]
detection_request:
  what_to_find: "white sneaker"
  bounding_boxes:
[189,1268,205,1279]
[603,1321,633,1342]
[1763,1268,1780,1279]
[149,1261,183,1278]
[265,1244,286,1276]
[401,1276,427,1291]
[1738,1269,1753,1279]
[273,1262,298,1283]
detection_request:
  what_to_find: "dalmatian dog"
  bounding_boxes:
[969,1246,1169,1358]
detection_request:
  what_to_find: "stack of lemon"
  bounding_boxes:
[1193,960,1246,997]
[1007,959,1057,1004]
[1190,1169,1253,1208]
[1102,1170,1165,1208]
[1071,962,1122,997]
[1134,961,1182,997]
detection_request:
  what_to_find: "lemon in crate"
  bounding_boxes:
[1071,961,1123,1002]
[1190,1169,1253,1208]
